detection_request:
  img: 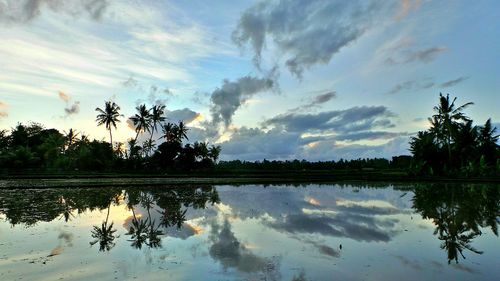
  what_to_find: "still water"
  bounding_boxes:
[0,183,499,280]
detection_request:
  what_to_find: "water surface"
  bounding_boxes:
[0,183,499,280]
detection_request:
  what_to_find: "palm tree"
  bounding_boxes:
[149,105,166,142]
[176,121,189,142]
[161,122,177,142]
[95,101,121,149]
[478,119,499,166]
[63,128,79,151]
[142,139,155,157]
[208,145,222,163]
[431,93,473,163]
[130,104,152,142]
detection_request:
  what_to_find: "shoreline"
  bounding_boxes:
[1,174,499,188]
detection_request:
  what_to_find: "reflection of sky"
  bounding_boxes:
[0,184,499,280]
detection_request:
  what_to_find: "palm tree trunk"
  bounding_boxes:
[109,128,113,150]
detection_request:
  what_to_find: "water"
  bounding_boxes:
[0,182,499,280]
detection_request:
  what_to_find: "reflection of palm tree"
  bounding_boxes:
[127,215,149,249]
[412,184,499,263]
[90,202,117,252]
[159,208,187,229]
[126,192,164,249]
[95,101,121,149]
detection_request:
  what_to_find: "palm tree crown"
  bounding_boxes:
[130,104,152,142]
[95,101,121,148]
[149,105,166,141]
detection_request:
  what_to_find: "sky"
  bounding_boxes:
[0,0,499,161]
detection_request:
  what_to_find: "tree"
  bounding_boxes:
[161,122,177,142]
[149,105,166,142]
[477,119,499,167]
[130,104,152,142]
[176,121,189,142]
[95,101,121,149]
[63,128,79,152]
[431,93,473,164]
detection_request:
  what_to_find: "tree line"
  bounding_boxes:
[0,94,498,177]
[0,101,221,172]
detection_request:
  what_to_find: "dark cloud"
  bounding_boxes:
[386,79,435,94]
[58,91,80,117]
[209,76,274,128]
[263,106,395,133]
[64,101,80,115]
[0,0,109,23]
[440,76,469,88]
[233,0,397,77]
[220,127,301,161]
[386,47,447,65]
[313,92,337,104]
[216,105,409,161]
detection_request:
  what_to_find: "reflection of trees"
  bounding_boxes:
[125,186,220,249]
[412,183,500,263]
[0,186,219,252]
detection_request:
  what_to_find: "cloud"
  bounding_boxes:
[166,108,200,124]
[335,131,407,141]
[220,127,301,161]
[386,47,447,65]
[298,137,410,161]
[440,76,469,88]
[263,106,395,133]
[0,102,7,120]
[0,0,109,24]
[209,75,274,128]
[233,0,397,77]
[313,92,337,104]
[215,105,409,161]
[385,79,435,94]
[232,0,401,77]
[58,91,80,117]
[297,91,337,111]
[64,101,80,115]
[58,91,70,102]
[395,0,421,20]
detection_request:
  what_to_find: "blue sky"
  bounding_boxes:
[0,0,498,160]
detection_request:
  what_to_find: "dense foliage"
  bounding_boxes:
[0,102,221,173]
[410,94,499,176]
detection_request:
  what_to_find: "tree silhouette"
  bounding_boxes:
[130,104,152,142]
[430,93,473,164]
[95,101,121,149]
[149,105,166,143]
